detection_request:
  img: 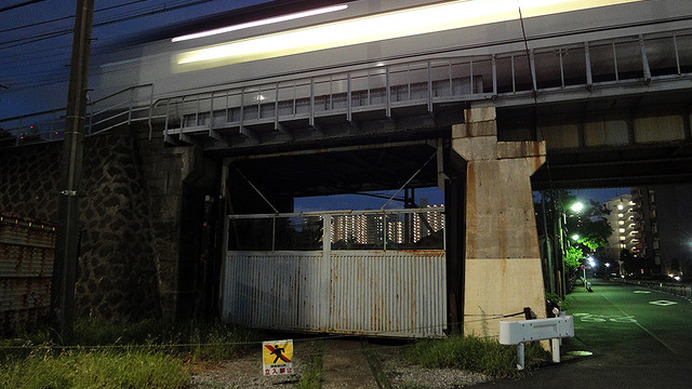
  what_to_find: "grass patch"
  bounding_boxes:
[362,340,392,389]
[70,319,255,361]
[0,319,258,388]
[405,334,549,378]
[0,349,188,389]
[295,340,323,389]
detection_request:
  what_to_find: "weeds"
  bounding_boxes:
[362,340,392,389]
[296,340,323,389]
[0,349,188,389]
[405,334,549,378]
[0,319,257,389]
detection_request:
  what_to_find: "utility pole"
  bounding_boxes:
[51,0,94,341]
[541,194,556,295]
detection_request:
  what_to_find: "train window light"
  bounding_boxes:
[176,0,645,68]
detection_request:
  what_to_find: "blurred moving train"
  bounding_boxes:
[3,0,692,144]
[92,0,692,103]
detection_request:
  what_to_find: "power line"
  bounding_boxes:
[0,0,217,49]
[0,1,149,35]
[0,0,49,14]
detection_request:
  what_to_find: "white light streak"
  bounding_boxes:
[172,5,349,42]
[176,0,645,67]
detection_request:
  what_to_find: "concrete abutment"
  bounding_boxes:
[453,107,547,336]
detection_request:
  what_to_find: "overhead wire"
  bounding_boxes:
[0,0,217,49]
[0,0,48,14]
[0,0,222,90]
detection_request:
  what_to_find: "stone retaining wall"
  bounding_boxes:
[0,130,163,322]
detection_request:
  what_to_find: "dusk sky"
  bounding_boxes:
[293,186,630,212]
[0,0,272,118]
[1,1,635,211]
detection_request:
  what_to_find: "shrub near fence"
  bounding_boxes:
[0,213,55,334]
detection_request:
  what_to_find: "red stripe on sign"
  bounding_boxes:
[265,344,291,363]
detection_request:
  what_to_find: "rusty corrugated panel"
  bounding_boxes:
[0,213,55,334]
[329,250,446,337]
[222,249,446,337]
[222,251,324,332]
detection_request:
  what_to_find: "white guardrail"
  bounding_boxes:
[499,311,575,370]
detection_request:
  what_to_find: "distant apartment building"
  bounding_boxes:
[605,185,692,280]
[636,184,692,279]
[603,194,640,273]
[330,202,444,246]
[412,203,445,242]
[331,214,382,245]
[630,187,658,265]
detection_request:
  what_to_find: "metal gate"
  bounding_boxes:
[221,208,446,337]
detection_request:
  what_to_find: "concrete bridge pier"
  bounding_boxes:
[452,107,547,336]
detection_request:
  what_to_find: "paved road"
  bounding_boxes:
[475,279,692,388]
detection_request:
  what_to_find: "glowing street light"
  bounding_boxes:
[570,202,584,213]
[571,234,580,241]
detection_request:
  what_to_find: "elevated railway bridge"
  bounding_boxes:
[2,0,692,336]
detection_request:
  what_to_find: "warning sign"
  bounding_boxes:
[262,339,293,376]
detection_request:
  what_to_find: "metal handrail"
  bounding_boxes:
[0,84,154,147]
[154,28,692,144]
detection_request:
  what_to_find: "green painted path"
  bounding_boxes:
[475,279,692,388]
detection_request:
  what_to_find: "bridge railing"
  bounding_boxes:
[155,57,490,144]
[4,29,692,148]
[154,28,692,145]
[0,84,154,148]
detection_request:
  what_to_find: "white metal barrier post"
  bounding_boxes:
[499,312,574,370]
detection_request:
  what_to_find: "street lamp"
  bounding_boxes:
[570,202,584,213]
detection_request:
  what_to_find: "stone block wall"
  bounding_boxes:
[0,131,162,322]
[133,126,219,320]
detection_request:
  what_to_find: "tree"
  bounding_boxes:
[565,199,612,252]
[534,191,613,293]
[563,245,584,285]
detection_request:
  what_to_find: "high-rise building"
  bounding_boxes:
[603,194,640,274]
[639,184,692,280]
[631,186,658,265]
[605,185,692,280]
[412,205,445,242]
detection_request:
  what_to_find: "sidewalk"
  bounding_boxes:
[473,279,692,388]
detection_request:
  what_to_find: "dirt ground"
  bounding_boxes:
[189,338,491,388]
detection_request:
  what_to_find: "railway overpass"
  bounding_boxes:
[2,0,692,336]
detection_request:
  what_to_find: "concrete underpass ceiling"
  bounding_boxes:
[228,142,442,199]
[531,142,692,189]
[498,89,692,189]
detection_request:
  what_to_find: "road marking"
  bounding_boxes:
[572,313,637,323]
[600,293,680,355]
[633,290,651,294]
[649,300,678,307]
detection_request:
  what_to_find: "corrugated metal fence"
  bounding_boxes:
[0,213,55,334]
[221,208,447,337]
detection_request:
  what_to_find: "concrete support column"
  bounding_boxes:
[452,107,547,337]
